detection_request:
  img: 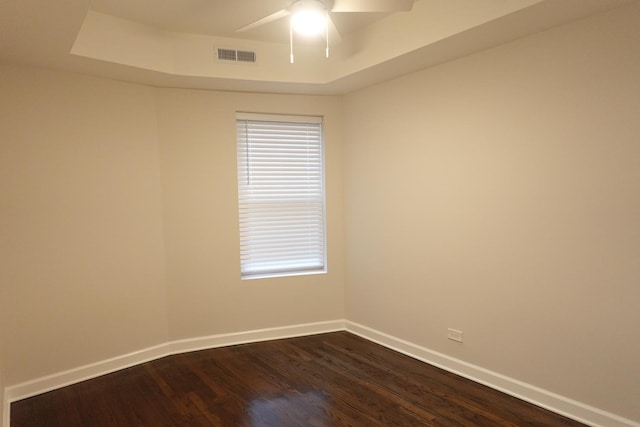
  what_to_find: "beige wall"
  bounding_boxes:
[0,333,4,424]
[343,3,640,421]
[0,66,170,385]
[0,65,345,389]
[154,89,345,340]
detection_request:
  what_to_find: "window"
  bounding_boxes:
[236,113,326,279]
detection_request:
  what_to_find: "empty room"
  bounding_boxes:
[1,0,639,426]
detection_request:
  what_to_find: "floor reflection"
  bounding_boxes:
[247,390,331,426]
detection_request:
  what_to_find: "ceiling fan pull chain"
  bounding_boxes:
[326,11,330,58]
[290,22,295,63]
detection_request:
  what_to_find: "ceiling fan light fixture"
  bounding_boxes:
[291,0,327,37]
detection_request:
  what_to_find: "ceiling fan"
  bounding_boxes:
[236,0,414,62]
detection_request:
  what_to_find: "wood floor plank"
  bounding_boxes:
[11,332,587,426]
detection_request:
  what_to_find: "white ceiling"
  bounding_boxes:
[0,0,636,95]
[89,0,388,43]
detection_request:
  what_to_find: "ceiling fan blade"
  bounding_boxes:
[331,0,414,13]
[327,15,343,44]
[236,9,291,32]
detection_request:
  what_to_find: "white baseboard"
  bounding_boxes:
[344,321,640,427]
[2,319,345,427]
[5,343,170,405]
[169,320,346,355]
[4,319,638,427]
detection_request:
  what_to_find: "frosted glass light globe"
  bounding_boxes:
[291,4,326,36]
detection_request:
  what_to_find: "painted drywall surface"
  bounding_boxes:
[155,88,346,340]
[0,66,170,386]
[0,64,346,390]
[0,344,4,425]
[343,3,640,422]
[0,281,4,423]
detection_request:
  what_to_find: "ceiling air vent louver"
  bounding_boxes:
[237,50,257,63]
[217,48,237,61]
[217,48,257,63]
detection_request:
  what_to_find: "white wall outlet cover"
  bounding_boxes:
[447,328,463,343]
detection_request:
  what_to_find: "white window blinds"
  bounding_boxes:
[236,113,326,279]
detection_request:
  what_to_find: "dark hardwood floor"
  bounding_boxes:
[11,332,586,426]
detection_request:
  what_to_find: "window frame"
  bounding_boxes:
[235,112,327,280]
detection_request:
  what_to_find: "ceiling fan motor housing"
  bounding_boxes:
[291,0,328,37]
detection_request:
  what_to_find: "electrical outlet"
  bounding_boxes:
[447,328,463,343]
